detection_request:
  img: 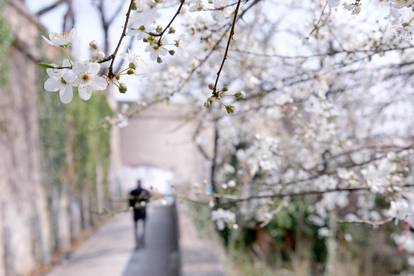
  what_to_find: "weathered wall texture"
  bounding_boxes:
[0,2,50,276]
[0,2,119,275]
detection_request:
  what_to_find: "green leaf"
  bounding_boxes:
[38,62,56,69]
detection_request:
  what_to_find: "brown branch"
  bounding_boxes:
[212,0,242,97]
[44,0,134,75]
[62,0,75,32]
[107,0,135,78]
[338,217,393,226]
[36,0,67,16]
[108,0,126,25]
[192,119,212,161]
[148,0,185,45]
[96,0,110,54]
[215,184,414,203]
[94,0,126,54]
[147,0,262,102]
[309,1,328,37]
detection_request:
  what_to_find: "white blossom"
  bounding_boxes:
[44,59,75,104]
[121,50,143,72]
[73,62,107,101]
[211,208,236,230]
[42,28,75,47]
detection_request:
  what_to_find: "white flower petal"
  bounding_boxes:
[46,68,62,78]
[73,62,88,75]
[150,51,158,60]
[44,78,60,92]
[62,59,72,67]
[59,85,73,104]
[42,35,57,46]
[88,63,100,75]
[68,28,76,40]
[78,86,93,101]
[92,77,107,91]
[63,71,76,84]
[159,48,168,56]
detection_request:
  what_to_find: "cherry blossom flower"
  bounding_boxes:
[145,43,168,62]
[121,50,143,73]
[343,2,362,14]
[189,0,204,12]
[44,59,75,104]
[42,28,75,47]
[73,62,108,101]
[127,8,160,40]
[211,208,236,230]
[388,199,414,226]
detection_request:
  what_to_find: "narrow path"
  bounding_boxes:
[47,206,179,276]
[122,206,180,276]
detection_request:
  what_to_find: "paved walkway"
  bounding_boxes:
[178,205,226,276]
[48,206,179,276]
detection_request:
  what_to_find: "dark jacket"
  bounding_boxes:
[128,188,151,221]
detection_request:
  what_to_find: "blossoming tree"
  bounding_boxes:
[38,0,414,271]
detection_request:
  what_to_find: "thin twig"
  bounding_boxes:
[214,184,414,203]
[309,1,328,36]
[36,0,66,16]
[107,0,135,78]
[212,0,242,97]
[148,0,185,45]
[338,217,393,226]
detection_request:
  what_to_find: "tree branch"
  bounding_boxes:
[148,0,185,45]
[107,0,135,78]
[36,0,67,16]
[212,0,242,98]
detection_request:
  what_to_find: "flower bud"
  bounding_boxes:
[89,40,98,50]
[127,69,135,75]
[131,0,138,10]
[234,91,246,100]
[95,51,105,60]
[225,104,235,114]
[119,83,127,93]
[129,63,136,70]
[204,97,214,108]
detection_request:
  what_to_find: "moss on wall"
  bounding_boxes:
[0,1,14,87]
[38,84,113,198]
[38,53,113,247]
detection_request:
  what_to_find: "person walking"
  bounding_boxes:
[128,179,151,249]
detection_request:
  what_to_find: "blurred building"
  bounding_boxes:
[117,102,213,195]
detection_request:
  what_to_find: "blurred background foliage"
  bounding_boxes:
[38,42,113,247]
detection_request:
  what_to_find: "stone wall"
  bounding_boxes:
[0,2,119,275]
[0,2,50,275]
